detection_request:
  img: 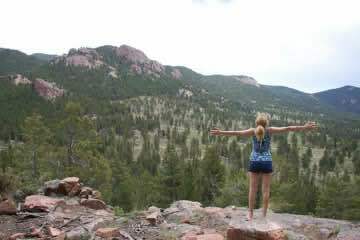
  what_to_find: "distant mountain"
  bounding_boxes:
[0,45,359,118]
[314,86,360,114]
[0,48,45,75]
[31,53,58,62]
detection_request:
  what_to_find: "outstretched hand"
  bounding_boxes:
[304,121,318,130]
[210,128,221,136]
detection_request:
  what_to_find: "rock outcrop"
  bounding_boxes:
[115,44,166,78]
[33,78,64,100]
[23,195,65,212]
[11,74,31,85]
[0,199,17,215]
[1,184,359,240]
[233,75,260,87]
[60,47,105,69]
[0,177,116,240]
[52,44,183,80]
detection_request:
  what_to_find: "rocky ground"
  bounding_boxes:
[0,178,359,240]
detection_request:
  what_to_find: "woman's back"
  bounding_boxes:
[250,128,272,161]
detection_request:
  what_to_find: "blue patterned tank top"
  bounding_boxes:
[250,128,272,161]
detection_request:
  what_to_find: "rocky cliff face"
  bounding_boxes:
[11,74,31,85]
[56,48,105,69]
[233,76,259,87]
[53,45,182,80]
[0,178,359,240]
[33,78,64,100]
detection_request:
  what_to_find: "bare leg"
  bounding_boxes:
[261,173,271,218]
[248,172,259,221]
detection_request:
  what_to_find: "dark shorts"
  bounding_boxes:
[248,160,273,173]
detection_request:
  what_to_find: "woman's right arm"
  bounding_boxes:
[268,122,317,134]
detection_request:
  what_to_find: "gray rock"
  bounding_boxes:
[285,230,309,240]
[65,226,91,240]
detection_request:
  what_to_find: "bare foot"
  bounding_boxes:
[246,212,253,221]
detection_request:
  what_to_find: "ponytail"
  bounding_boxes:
[255,125,265,142]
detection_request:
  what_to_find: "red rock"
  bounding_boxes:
[27,227,43,238]
[227,226,286,240]
[33,78,64,100]
[48,227,63,237]
[24,195,65,212]
[0,199,17,215]
[131,64,142,74]
[116,45,148,64]
[9,233,25,240]
[182,234,224,240]
[80,198,106,210]
[53,232,66,240]
[204,207,223,214]
[95,228,120,238]
[171,68,182,79]
[68,183,81,197]
[181,218,191,224]
[181,234,197,240]
[197,234,224,240]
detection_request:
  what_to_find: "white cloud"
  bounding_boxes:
[1,0,359,92]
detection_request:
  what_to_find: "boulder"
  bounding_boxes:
[80,198,107,210]
[44,179,65,196]
[0,199,17,215]
[44,177,81,197]
[33,78,64,100]
[170,200,202,211]
[68,183,81,197]
[62,177,80,185]
[146,211,161,225]
[182,233,224,240]
[227,223,286,240]
[92,190,102,200]
[48,227,63,237]
[27,227,43,238]
[79,186,93,198]
[9,233,25,240]
[65,226,91,240]
[95,228,121,238]
[23,195,65,212]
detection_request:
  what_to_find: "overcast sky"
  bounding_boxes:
[1,0,360,93]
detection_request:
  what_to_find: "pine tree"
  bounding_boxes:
[160,143,183,204]
[200,145,225,205]
[22,113,51,178]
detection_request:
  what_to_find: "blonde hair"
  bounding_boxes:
[255,112,270,141]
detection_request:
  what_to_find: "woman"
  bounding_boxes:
[210,112,317,221]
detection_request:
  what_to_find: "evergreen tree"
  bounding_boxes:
[160,143,183,204]
[200,146,225,205]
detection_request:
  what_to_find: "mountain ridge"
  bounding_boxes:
[0,45,359,117]
[2,45,357,93]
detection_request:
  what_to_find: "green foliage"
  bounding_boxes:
[0,48,44,75]
[0,47,360,220]
[214,170,248,207]
[160,143,184,205]
[316,176,360,220]
[200,146,226,205]
[113,206,125,217]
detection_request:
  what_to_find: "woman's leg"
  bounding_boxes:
[248,172,259,220]
[261,173,272,218]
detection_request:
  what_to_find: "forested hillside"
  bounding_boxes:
[0,45,359,221]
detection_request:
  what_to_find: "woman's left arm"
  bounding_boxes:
[210,128,254,137]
